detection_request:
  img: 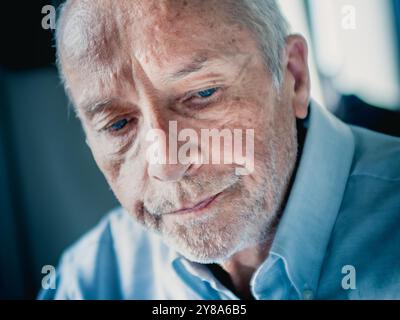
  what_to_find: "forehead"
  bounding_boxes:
[59,0,253,71]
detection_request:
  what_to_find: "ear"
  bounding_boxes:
[283,35,311,119]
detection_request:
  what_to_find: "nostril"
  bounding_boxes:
[149,163,191,182]
[185,163,194,175]
[184,163,202,177]
[152,175,163,181]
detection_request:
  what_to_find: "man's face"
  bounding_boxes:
[59,0,301,263]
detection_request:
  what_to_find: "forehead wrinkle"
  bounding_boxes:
[132,7,253,84]
[163,55,208,82]
[132,0,238,64]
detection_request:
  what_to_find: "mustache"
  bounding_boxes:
[143,171,240,216]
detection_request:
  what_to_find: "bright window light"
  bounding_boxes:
[309,0,400,110]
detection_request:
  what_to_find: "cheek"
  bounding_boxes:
[86,135,148,206]
[86,137,123,184]
[108,153,149,212]
[219,94,272,137]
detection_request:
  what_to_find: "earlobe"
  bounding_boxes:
[285,35,311,119]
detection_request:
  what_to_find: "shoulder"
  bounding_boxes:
[349,125,400,181]
[340,127,400,227]
[40,207,172,299]
[341,126,400,216]
[319,127,400,299]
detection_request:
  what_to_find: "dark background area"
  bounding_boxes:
[0,0,399,299]
[0,1,118,299]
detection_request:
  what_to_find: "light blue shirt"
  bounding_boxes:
[39,102,400,300]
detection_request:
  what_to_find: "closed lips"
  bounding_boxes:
[169,192,222,215]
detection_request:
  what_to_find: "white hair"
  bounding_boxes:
[227,0,290,88]
[55,0,290,91]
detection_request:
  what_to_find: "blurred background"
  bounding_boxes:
[0,0,399,299]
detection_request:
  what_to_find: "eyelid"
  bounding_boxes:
[98,108,137,127]
[182,86,222,102]
[101,115,138,136]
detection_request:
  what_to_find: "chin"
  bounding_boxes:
[162,236,241,264]
[160,208,272,265]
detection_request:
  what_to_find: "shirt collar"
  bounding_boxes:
[266,100,355,297]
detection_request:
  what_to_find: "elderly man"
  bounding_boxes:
[40,0,400,300]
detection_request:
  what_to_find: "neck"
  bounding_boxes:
[218,239,273,299]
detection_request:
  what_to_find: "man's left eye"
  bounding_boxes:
[194,88,218,98]
[109,118,129,132]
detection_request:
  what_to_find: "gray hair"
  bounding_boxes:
[227,0,290,88]
[55,0,290,93]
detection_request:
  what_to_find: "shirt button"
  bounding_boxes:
[302,289,314,300]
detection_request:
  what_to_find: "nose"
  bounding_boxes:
[149,162,193,182]
[145,109,200,182]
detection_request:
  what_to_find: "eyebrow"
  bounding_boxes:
[165,56,209,82]
[80,98,117,115]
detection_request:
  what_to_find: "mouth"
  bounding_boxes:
[167,191,224,216]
